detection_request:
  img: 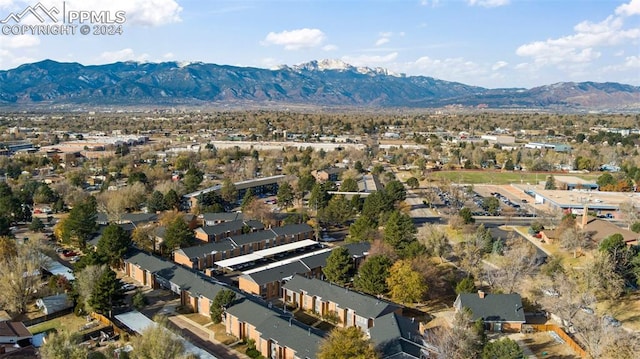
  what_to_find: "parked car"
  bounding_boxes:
[121,283,137,292]
[62,250,77,257]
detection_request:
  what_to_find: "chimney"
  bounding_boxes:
[478,290,485,299]
[581,203,588,228]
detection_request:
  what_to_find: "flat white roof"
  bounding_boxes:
[243,247,333,274]
[214,239,319,269]
[115,310,156,335]
[115,311,218,359]
[214,253,263,268]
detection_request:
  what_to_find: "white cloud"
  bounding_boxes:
[0,34,39,48]
[375,37,390,46]
[262,28,326,50]
[420,0,440,7]
[492,61,508,71]
[604,55,640,73]
[98,48,149,63]
[516,12,640,66]
[322,44,338,51]
[342,52,398,66]
[162,52,175,60]
[467,0,510,8]
[409,56,486,78]
[616,0,640,17]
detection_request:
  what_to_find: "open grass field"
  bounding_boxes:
[28,313,107,335]
[423,171,599,185]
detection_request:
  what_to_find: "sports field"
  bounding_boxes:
[424,171,599,185]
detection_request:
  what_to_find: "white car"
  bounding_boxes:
[121,283,137,292]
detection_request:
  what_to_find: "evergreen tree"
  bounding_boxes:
[29,217,45,232]
[383,210,417,256]
[88,268,124,316]
[61,197,97,248]
[209,289,236,323]
[164,217,192,250]
[354,255,393,295]
[277,182,294,208]
[323,247,352,285]
[340,178,359,192]
[97,224,132,268]
[481,338,524,359]
[163,189,181,211]
[383,180,407,203]
[147,190,167,213]
[240,189,255,211]
[545,175,556,190]
[183,167,203,192]
[220,178,238,203]
[347,216,378,243]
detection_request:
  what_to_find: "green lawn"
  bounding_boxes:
[425,171,598,185]
[28,313,108,335]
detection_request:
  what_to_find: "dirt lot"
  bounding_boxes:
[516,332,581,359]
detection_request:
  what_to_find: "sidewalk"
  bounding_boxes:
[161,301,250,359]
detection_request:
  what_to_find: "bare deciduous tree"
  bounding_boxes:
[0,241,49,314]
[488,239,538,293]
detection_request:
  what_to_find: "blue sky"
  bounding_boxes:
[0,0,638,88]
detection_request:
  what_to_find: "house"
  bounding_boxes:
[312,167,346,182]
[369,312,429,359]
[0,322,32,346]
[225,298,323,359]
[282,275,401,331]
[35,294,73,315]
[453,291,526,332]
[541,214,640,246]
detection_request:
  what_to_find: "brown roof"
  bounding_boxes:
[0,322,31,339]
[578,216,640,243]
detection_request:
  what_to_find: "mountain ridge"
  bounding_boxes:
[0,59,638,111]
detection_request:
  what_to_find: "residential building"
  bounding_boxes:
[239,242,370,300]
[312,167,346,182]
[193,219,264,243]
[453,291,526,332]
[282,275,401,331]
[225,298,323,359]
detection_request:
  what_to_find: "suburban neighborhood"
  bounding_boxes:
[0,111,639,359]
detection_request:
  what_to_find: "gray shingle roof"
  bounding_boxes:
[202,212,243,223]
[271,223,313,237]
[226,298,323,359]
[370,312,424,359]
[196,220,246,237]
[124,250,226,301]
[174,239,237,260]
[228,230,277,246]
[283,275,399,320]
[343,242,371,258]
[242,261,311,285]
[454,292,525,323]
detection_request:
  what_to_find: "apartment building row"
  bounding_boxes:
[122,249,426,359]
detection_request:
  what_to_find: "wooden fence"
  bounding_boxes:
[527,324,588,358]
[90,312,126,336]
